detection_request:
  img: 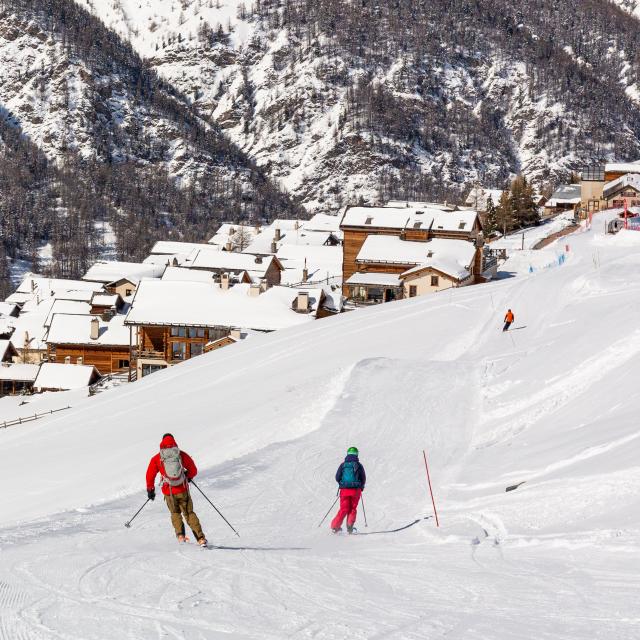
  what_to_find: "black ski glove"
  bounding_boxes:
[147,488,155,501]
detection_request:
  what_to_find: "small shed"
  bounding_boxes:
[33,363,100,392]
[0,363,40,396]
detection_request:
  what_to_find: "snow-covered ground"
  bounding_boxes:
[491,211,576,253]
[1,211,640,638]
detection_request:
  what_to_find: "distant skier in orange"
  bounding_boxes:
[503,309,514,332]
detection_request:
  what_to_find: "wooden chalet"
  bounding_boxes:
[0,363,39,396]
[602,174,640,209]
[45,314,132,376]
[581,161,640,212]
[125,279,327,378]
[339,204,483,285]
[344,235,480,304]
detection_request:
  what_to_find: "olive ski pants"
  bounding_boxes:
[164,492,204,539]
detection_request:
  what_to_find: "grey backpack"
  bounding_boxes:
[159,446,186,487]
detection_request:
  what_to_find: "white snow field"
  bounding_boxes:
[2,213,640,639]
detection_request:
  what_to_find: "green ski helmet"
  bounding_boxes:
[347,446,359,456]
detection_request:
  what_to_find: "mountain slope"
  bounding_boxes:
[75,0,640,210]
[1,212,639,637]
[0,0,300,288]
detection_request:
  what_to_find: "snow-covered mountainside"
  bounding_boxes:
[74,0,640,210]
[0,0,299,291]
[1,212,639,637]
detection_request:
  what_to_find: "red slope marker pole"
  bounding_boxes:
[423,449,440,527]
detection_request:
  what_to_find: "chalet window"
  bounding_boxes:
[118,359,130,368]
[188,327,198,338]
[458,222,466,229]
[172,342,186,360]
[142,363,166,377]
[170,327,186,337]
[125,289,133,296]
[431,275,439,287]
[409,286,417,298]
[187,327,206,339]
[365,217,373,225]
[190,343,204,357]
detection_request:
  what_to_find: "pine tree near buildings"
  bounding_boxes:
[496,190,513,236]
[510,175,539,228]
[484,194,498,235]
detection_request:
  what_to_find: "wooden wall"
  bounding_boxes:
[48,344,130,375]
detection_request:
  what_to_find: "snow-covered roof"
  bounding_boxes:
[83,261,166,284]
[143,254,179,266]
[0,302,19,316]
[345,272,403,287]
[356,235,476,273]
[125,280,321,331]
[0,339,17,361]
[341,206,479,232]
[44,300,91,328]
[34,363,99,390]
[0,315,16,337]
[603,173,640,199]
[187,249,282,279]
[303,213,343,236]
[150,240,218,256]
[547,184,581,206]
[50,290,96,303]
[10,298,56,350]
[386,200,457,211]
[243,223,335,255]
[46,314,130,346]
[276,245,343,285]
[15,275,104,297]
[162,267,216,283]
[605,160,640,173]
[91,294,120,307]
[0,363,40,382]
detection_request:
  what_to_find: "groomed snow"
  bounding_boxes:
[1,211,640,638]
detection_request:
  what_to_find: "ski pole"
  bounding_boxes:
[361,494,368,528]
[423,449,440,527]
[124,498,150,528]
[317,491,339,528]
[190,479,240,537]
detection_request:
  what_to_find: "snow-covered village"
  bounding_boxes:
[2,0,640,638]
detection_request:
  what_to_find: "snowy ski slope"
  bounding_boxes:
[1,212,640,638]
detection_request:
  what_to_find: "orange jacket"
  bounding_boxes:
[504,311,514,323]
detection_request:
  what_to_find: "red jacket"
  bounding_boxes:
[146,434,197,496]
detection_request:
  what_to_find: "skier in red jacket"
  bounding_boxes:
[146,433,207,545]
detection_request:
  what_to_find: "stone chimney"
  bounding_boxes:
[230,328,242,340]
[274,227,281,241]
[221,272,230,290]
[90,317,100,340]
[225,241,233,252]
[271,241,277,253]
[302,258,308,282]
[172,257,179,266]
[248,283,261,297]
[297,291,309,313]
